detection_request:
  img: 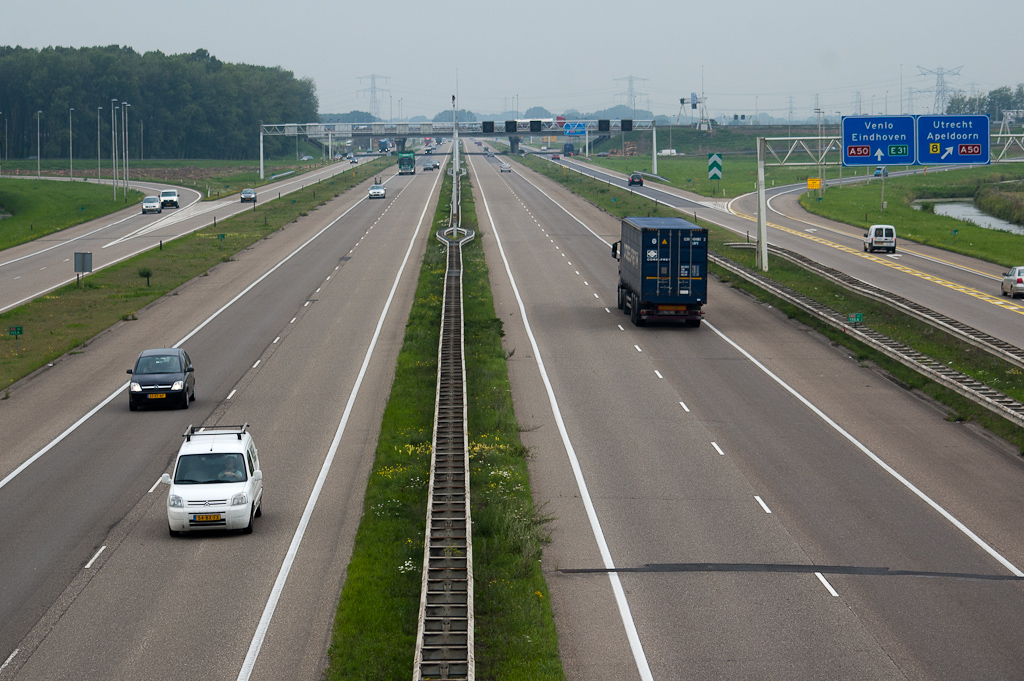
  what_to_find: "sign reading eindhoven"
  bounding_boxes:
[841,115,990,166]
[708,153,722,180]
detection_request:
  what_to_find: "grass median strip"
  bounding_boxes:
[0,158,394,389]
[506,152,1024,454]
[326,171,563,680]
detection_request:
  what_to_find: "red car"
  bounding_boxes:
[551,154,561,160]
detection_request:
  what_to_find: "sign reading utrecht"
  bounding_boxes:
[842,115,990,167]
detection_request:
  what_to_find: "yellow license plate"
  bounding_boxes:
[148,393,166,399]
[193,514,221,522]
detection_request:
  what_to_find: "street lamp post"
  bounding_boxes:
[111,100,118,200]
[814,107,824,199]
[835,110,842,184]
[123,102,130,198]
[97,107,102,181]
[37,111,42,178]
[69,107,74,180]
[0,111,3,177]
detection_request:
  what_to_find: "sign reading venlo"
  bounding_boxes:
[842,115,990,166]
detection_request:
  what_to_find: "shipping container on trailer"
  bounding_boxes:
[611,216,708,327]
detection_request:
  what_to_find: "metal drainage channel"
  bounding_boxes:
[413,225,477,681]
[711,251,1024,429]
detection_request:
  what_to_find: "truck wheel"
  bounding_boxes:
[686,319,702,328]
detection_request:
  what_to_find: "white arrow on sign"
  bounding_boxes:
[941,147,953,159]
[875,149,884,160]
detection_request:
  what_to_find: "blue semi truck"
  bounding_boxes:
[611,216,708,327]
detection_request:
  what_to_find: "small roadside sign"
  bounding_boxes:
[9,326,22,336]
[807,178,821,190]
[708,153,722,180]
[848,313,863,323]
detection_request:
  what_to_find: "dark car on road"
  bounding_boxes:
[127,348,195,410]
[240,188,257,203]
[628,172,644,186]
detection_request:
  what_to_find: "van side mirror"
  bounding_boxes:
[611,242,619,259]
[126,369,133,375]
[186,366,194,373]
[160,473,172,485]
[252,470,263,481]
[863,233,868,238]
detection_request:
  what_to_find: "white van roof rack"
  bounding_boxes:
[183,423,249,442]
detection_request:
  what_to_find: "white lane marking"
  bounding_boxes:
[679,401,690,413]
[604,308,611,314]
[148,478,162,494]
[290,317,296,324]
[755,496,773,514]
[303,301,310,307]
[468,154,654,681]
[815,572,839,597]
[236,159,444,681]
[634,345,642,352]
[705,320,1024,577]
[618,325,625,331]
[227,389,237,400]
[84,546,106,569]
[1,649,18,672]
[654,370,663,379]
[2,176,371,493]
[593,293,599,299]
[273,337,280,344]
[252,360,261,368]
[711,442,725,456]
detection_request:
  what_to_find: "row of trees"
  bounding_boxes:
[0,46,318,161]
[946,84,1024,120]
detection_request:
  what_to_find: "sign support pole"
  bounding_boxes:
[756,137,769,272]
[652,123,657,176]
[259,127,265,180]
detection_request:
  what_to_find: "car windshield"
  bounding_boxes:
[135,354,181,374]
[174,453,247,484]
[161,191,174,197]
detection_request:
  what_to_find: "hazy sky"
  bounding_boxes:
[5,0,1021,122]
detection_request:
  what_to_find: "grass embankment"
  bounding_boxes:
[0,179,144,250]
[797,165,1024,267]
[325,171,563,679]
[0,157,394,389]
[506,152,1024,454]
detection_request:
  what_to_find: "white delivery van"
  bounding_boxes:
[864,225,896,253]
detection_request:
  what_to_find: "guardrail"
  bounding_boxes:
[712,247,1024,429]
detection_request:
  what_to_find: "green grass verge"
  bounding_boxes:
[505,154,1024,454]
[0,157,395,388]
[0,179,144,250]
[325,171,563,680]
[797,165,1024,267]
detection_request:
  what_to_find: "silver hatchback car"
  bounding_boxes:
[1001,266,1024,298]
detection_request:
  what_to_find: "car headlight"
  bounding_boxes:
[172,380,184,391]
[231,492,248,506]
[169,495,183,508]
[130,382,142,392]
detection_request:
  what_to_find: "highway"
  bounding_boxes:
[0,156,381,314]
[467,149,1024,679]
[548,153,1024,349]
[0,149,446,680]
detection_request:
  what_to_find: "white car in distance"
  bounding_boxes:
[368,184,386,199]
[161,424,263,536]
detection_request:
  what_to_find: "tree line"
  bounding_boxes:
[0,46,318,161]
[946,84,1024,120]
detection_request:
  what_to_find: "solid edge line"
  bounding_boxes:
[469,154,655,681]
[704,320,1024,578]
[235,163,444,681]
[2,185,370,494]
[711,442,725,456]
[84,546,105,569]
[754,496,772,514]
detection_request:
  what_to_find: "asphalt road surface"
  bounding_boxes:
[0,157,446,680]
[470,150,1024,680]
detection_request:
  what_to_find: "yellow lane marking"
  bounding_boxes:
[727,204,1024,317]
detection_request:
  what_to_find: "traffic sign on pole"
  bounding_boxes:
[842,115,915,166]
[708,153,722,179]
[916,114,990,165]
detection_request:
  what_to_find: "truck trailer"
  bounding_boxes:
[398,151,416,175]
[611,216,707,327]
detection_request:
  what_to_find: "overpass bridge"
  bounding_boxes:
[258,119,654,178]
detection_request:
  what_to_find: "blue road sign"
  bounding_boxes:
[917,114,990,165]
[563,122,586,136]
[842,115,916,166]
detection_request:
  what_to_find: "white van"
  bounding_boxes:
[864,224,896,253]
